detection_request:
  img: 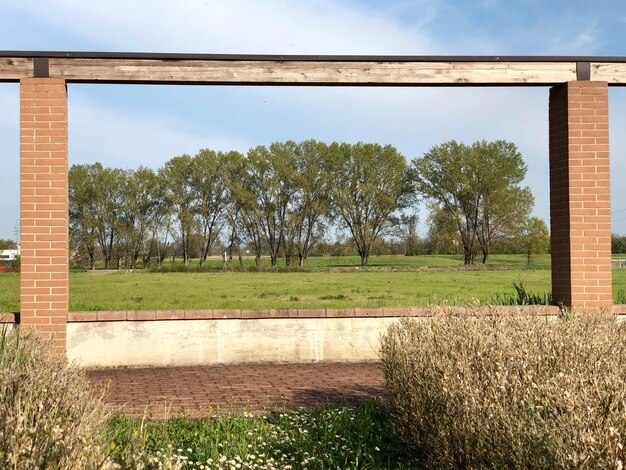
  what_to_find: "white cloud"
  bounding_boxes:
[10,0,437,54]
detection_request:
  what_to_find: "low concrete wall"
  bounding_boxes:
[67,317,401,367]
[66,305,569,367]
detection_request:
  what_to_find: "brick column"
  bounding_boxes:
[20,78,68,352]
[549,81,611,309]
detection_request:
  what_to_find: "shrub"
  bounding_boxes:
[380,309,626,469]
[0,326,112,468]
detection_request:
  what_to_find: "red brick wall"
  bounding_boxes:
[20,78,68,352]
[549,81,611,308]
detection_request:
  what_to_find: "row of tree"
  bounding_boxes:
[69,139,546,269]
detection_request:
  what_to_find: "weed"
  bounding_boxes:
[492,280,552,305]
[319,294,348,301]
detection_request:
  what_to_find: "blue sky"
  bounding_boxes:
[1,0,626,240]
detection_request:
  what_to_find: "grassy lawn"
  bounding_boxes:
[68,269,555,311]
[156,253,552,270]
[107,401,414,469]
[2,254,626,312]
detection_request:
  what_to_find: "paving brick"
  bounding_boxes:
[67,312,97,322]
[127,310,157,321]
[327,308,355,318]
[87,362,384,418]
[268,308,298,318]
[380,306,413,317]
[354,307,384,317]
[212,309,241,319]
[297,308,326,318]
[241,309,270,319]
[97,311,126,321]
[155,310,185,320]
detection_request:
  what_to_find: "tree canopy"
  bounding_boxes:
[329,142,415,266]
[413,140,533,264]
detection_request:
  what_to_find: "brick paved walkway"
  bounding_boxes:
[87,362,384,418]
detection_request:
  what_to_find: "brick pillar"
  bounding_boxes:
[20,78,68,352]
[549,81,611,309]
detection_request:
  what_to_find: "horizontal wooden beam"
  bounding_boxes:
[46,58,580,85]
[0,58,33,81]
[591,63,626,83]
[1,53,626,85]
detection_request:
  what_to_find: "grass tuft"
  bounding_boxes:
[491,280,552,305]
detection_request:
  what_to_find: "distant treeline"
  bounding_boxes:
[68,139,549,269]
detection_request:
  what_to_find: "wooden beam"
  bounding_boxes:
[46,58,578,85]
[591,63,626,84]
[0,58,32,81]
[2,54,626,85]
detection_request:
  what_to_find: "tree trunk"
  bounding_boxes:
[360,253,368,267]
[182,231,189,266]
[298,254,305,267]
[463,245,473,265]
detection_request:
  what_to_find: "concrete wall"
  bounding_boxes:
[63,305,624,367]
[67,317,401,367]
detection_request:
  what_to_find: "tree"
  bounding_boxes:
[413,140,532,265]
[291,140,332,267]
[329,142,415,267]
[119,167,161,268]
[159,155,195,265]
[243,142,298,266]
[425,203,462,255]
[228,151,264,267]
[398,212,420,256]
[89,166,125,269]
[191,149,236,266]
[477,185,534,263]
[69,163,100,269]
[519,217,550,264]
[0,239,16,250]
[612,234,626,254]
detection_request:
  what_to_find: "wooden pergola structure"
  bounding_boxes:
[1,52,624,352]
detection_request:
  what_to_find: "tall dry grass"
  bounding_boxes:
[0,326,112,468]
[380,308,626,469]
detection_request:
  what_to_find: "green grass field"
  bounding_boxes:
[1,254,625,312]
[154,253,552,270]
